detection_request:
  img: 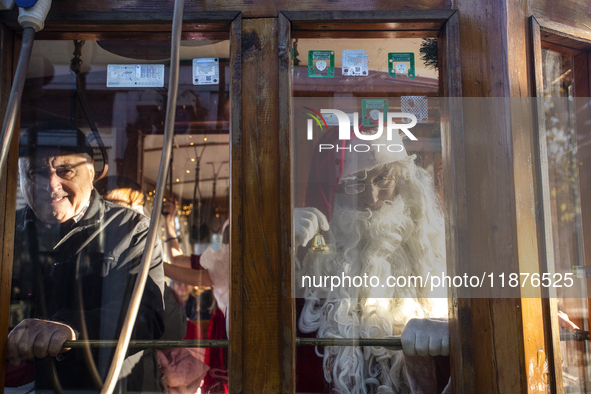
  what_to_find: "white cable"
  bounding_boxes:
[18,0,51,32]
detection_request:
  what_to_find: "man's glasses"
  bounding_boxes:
[340,176,396,194]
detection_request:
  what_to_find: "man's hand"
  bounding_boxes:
[401,318,449,357]
[294,207,329,247]
[7,318,76,366]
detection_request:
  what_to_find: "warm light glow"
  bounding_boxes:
[216,213,220,218]
[186,170,190,173]
[190,142,194,146]
[176,179,180,182]
[204,137,208,141]
[191,158,195,162]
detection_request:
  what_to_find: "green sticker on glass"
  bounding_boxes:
[308,50,335,78]
[388,52,415,79]
[361,99,388,127]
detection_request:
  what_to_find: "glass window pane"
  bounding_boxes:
[541,46,591,393]
[6,38,230,393]
[292,37,449,393]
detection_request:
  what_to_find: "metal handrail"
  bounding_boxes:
[64,339,229,349]
[60,337,402,349]
[297,337,402,350]
[0,26,35,177]
[99,0,185,392]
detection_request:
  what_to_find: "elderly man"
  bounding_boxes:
[295,130,450,394]
[8,122,176,393]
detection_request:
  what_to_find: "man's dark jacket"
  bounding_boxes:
[11,190,182,393]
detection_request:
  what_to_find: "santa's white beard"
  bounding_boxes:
[298,192,447,394]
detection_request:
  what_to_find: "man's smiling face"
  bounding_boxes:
[19,150,95,223]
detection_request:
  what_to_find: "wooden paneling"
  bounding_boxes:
[532,0,591,39]
[0,1,453,20]
[285,10,453,32]
[453,0,539,392]
[235,17,283,394]
[278,13,295,394]
[228,14,243,394]
[506,1,549,393]
[293,30,438,39]
[32,31,230,41]
[0,22,16,391]
[541,33,591,53]
[438,12,476,394]
[0,11,238,33]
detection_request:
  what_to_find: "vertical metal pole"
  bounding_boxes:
[99,0,184,392]
[0,27,35,177]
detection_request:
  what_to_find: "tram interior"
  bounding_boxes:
[4,26,591,394]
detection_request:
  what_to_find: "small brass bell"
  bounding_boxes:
[309,232,330,253]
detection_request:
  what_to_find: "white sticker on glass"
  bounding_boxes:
[107,64,164,87]
[193,58,220,85]
[342,49,368,76]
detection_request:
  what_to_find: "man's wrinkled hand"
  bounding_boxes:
[401,318,449,357]
[7,318,76,366]
[294,207,329,247]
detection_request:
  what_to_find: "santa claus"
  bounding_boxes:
[294,130,450,394]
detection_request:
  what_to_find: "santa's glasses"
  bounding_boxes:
[339,176,396,194]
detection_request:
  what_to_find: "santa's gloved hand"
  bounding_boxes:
[401,318,449,357]
[294,207,329,247]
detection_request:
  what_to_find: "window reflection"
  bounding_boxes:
[292,37,448,394]
[542,47,591,393]
[7,38,230,393]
